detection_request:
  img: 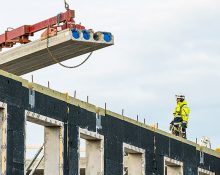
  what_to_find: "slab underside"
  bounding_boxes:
[0,29,113,75]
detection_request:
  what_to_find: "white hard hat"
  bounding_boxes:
[175,94,185,99]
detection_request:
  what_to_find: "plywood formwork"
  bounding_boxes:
[0,29,113,75]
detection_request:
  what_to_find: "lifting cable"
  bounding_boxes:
[46,26,93,69]
[45,0,93,69]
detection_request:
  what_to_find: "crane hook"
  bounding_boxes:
[64,0,70,10]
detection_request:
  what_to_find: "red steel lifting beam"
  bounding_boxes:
[29,9,75,33]
[0,9,85,49]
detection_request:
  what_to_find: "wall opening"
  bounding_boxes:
[164,157,183,175]
[123,143,145,175]
[78,128,104,175]
[25,111,64,175]
[0,103,7,175]
[25,121,44,175]
[198,168,215,175]
[79,138,86,175]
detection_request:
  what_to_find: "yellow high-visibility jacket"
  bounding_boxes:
[173,100,190,123]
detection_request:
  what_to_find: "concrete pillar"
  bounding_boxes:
[85,140,102,175]
[0,104,7,175]
[127,153,143,175]
[44,127,63,175]
[0,108,3,173]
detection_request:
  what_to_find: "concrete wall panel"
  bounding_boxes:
[0,73,219,175]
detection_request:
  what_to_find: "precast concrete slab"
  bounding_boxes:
[0,29,114,75]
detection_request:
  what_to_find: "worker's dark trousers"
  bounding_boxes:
[173,118,187,139]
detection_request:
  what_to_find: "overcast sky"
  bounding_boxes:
[1,0,220,150]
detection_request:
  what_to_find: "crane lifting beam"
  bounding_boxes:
[0,9,85,49]
[0,29,114,75]
[0,9,114,75]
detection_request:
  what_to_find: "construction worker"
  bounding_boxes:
[170,94,190,139]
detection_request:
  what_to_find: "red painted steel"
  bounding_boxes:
[0,9,85,49]
[29,10,75,33]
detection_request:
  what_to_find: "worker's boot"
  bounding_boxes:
[182,133,187,139]
[181,128,187,139]
[181,123,187,139]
